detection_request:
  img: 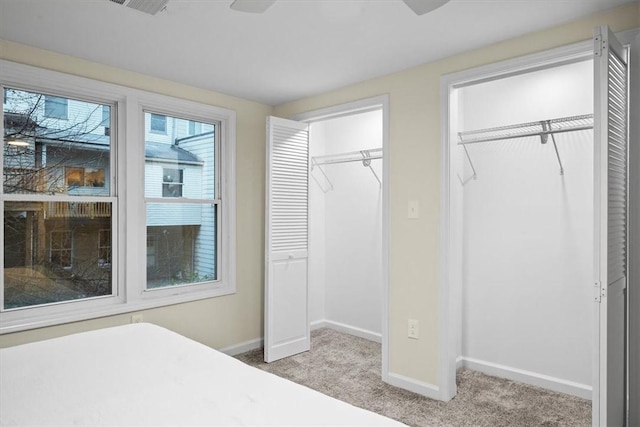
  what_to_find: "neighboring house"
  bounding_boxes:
[3,90,215,307]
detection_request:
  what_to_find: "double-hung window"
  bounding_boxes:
[144,112,219,289]
[2,87,115,312]
[1,61,236,333]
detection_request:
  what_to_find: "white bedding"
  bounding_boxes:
[0,323,404,426]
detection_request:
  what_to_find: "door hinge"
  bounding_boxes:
[594,282,603,302]
[594,34,603,57]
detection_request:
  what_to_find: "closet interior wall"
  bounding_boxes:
[458,60,594,397]
[308,110,383,340]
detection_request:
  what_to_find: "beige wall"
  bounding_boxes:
[0,40,274,350]
[275,2,639,386]
[1,1,639,390]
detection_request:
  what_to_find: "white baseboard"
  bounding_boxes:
[311,319,382,343]
[456,355,464,370]
[460,356,592,400]
[386,372,442,400]
[219,338,263,356]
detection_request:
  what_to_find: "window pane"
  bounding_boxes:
[4,201,112,309]
[144,114,215,199]
[146,203,216,288]
[3,88,111,196]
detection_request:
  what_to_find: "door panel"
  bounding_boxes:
[593,25,628,427]
[265,116,310,363]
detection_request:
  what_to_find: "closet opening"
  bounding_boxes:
[442,53,598,413]
[308,109,383,343]
[296,95,390,380]
[454,58,594,400]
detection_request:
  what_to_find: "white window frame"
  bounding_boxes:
[0,60,236,333]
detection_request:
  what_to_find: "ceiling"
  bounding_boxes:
[0,0,634,106]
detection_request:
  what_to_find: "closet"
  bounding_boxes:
[456,59,594,398]
[308,110,383,341]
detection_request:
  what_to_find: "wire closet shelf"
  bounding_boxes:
[458,114,594,145]
[457,114,594,184]
[310,147,382,191]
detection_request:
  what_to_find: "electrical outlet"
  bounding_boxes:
[131,314,143,324]
[408,319,419,339]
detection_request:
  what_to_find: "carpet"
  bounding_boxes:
[235,328,591,427]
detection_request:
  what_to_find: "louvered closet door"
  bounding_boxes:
[593,25,628,427]
[264,116,310,363]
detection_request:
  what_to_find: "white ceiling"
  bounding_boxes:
[0,0,634,106]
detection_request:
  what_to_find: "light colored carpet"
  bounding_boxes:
[235,328,591,427]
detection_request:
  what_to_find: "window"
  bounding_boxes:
[150,113,166,133]
[188,120,202,136]
[65,167,105,189]
[145,112,218,289]
[1,60,236,333]
[162,168,183,197]
[3,87,113,311]
[65,167,85,187]
[50,230,73,268]
[98,229,111,268]
[102,105,110,136]
[147,234,157,267]
[44,96,68,119]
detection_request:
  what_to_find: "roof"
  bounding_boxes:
[144,141,201,164]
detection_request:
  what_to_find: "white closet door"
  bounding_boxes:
[593,25,628,427]
[264,116,310,363]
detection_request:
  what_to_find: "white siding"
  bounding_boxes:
[180,132,216,278]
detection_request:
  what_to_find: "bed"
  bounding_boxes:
[0,323,404,426]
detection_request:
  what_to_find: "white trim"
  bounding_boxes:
[310,319,382,343]
[385,372,441,400]
[0,60,237,334]
[460,357,592,400]
[290,94,391,383]
[219,338,263,356]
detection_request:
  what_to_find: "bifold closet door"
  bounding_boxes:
[593,25,629,427]
[264,116,311,363]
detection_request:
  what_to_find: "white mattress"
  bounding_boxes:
[0,323,404,426]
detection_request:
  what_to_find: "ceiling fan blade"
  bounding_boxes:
[230,0,276,13]
[402,0,450,15]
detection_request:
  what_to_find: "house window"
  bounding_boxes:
[50,230,72,268]
[188,120,202,136]
[147,234,157,268]
[65,167,105,188]
[162,168,183,197]
[44,96,68,119]
[102,105,110,136]
[145,112,218,289]
[65,167,85,187]
[98,228,111,268]
[150,113,167,133]
[1,60,236,333]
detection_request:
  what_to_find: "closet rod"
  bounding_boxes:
[457,114,593,145]
[312,148,383,166]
